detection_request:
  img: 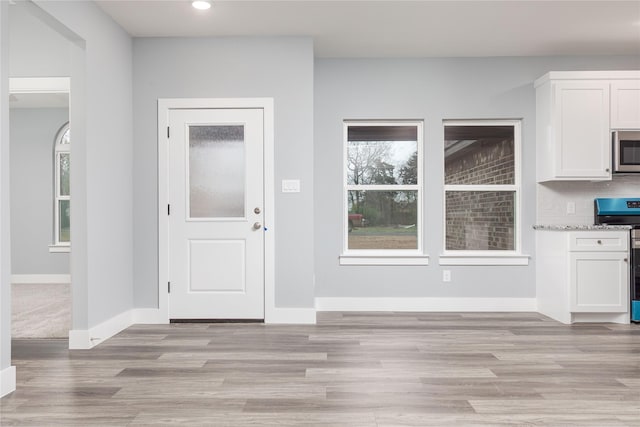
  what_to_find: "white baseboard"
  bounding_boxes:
[266,307,316,324]
[0,366,16,398]
[68,308,168,349]
[67,305,316,350]
[134,306,317,325]
[315,297,537,312]
[132,308,168,324]
[69,309,134,349]
[11,274,70,284]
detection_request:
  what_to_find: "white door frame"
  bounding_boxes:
[158,98,275,322]
[9,77,70,94]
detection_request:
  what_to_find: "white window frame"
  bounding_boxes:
[52,122,70,251]
[439,119,528,266]
[340,120,428,266]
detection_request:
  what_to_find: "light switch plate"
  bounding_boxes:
[282,179,301,193]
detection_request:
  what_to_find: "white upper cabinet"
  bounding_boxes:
[611,80,640,129]
[553,81,610,180]
[535,71,640,182]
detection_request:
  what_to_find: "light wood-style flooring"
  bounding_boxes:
[2,312,640,426]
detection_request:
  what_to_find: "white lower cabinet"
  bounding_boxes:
[536,229,629,324]
[569,252,628,313]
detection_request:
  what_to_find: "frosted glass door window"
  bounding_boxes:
[189,125,245,218]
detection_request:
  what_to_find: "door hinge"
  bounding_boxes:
[167,126,170,138]
[168,204,170,215]
[168,282,171,293]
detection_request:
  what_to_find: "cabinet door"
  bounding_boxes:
[553,81,611,179]
[611,80,640,129]
[570,252,629,313]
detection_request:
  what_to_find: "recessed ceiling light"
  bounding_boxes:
[192,1,211,10]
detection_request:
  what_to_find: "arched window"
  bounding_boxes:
[54,122,70,246]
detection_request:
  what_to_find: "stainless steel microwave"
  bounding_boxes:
[614,130,640,173]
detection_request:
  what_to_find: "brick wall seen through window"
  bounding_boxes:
[444,122,520,252]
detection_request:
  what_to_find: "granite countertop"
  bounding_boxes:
[533,224,632,231]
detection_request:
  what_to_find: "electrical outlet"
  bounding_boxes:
[566,201,576,215]
[442,270,451,282]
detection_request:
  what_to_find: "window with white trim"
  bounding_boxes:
[53,122,70,247]
[343,121,423,255]
[443,120,521,254]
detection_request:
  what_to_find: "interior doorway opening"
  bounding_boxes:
[9,78,71,338]
[8,0,74,340]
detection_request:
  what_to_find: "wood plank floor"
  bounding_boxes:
[2,312,639,426]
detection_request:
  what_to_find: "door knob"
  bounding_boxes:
[253,222,262,230]
[254,207,261,214]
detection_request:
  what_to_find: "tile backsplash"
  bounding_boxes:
[536,175,640,225]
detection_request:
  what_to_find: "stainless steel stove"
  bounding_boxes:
[595,198,640,322]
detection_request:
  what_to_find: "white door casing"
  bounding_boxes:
[158,98,275,321]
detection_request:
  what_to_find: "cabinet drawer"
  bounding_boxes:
[569,232,629,252]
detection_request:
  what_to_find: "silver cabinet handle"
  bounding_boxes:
[254,207,261,214]
[253,222,262,230]
[597,240,602,244]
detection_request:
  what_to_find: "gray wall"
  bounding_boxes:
[10,108,70,275]
[314,55,640,299]
[132,37,315,309]
[9,4,70,77]
[33,1,134,328]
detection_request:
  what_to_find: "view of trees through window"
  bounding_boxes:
[345,124,421,251]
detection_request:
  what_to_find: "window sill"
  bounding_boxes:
[339,254,430,266]
[438,254,529,266]
[49,245,70,253]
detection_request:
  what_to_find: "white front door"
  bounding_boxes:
[168,108,264,319]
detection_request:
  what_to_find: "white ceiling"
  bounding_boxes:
[95,0,640,58]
